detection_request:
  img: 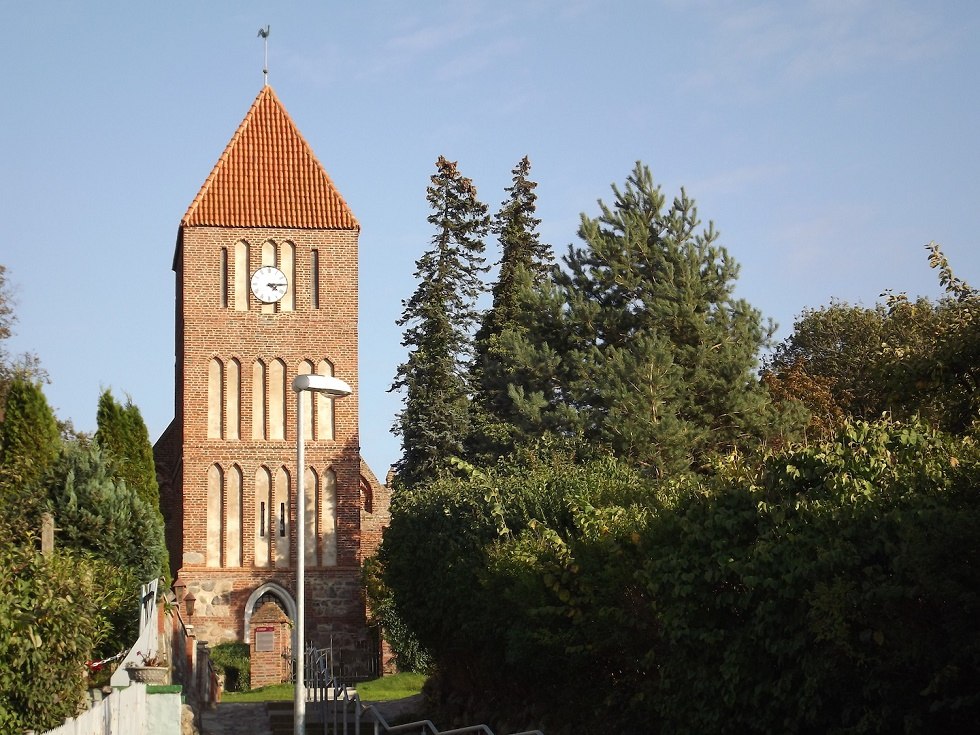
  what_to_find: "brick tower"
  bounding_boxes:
[154,85,388,676]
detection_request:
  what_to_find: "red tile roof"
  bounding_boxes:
[182,86,358,230]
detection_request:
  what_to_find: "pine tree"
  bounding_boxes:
[468,157,553,461]
[390,157,490,487]
[507,162,775,474]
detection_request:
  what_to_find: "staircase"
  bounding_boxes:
[267,645,544,735]
[265,699,545,735]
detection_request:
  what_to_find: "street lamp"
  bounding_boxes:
[292,373,352,735]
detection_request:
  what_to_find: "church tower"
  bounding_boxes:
[154,86,388,676]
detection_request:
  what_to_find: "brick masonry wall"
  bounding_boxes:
[158,224,390,671]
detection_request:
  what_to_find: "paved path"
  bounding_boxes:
[200,702,273,735]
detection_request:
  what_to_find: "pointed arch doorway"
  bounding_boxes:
[244,582,297,641]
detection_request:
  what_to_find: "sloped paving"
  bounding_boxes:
[200,702,272,735]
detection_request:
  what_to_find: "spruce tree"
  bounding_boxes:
[507,162,775,474]
[468,157,553,461]
[390,157,490,487]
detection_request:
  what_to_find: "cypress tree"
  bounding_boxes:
[0,378,60,535]
[95,389,169,580]
[390,156,490,487]
[95,389,161,511]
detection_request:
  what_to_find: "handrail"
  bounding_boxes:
[303,643,543,735]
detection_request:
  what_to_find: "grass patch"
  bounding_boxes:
[356,673,427,701]
[219,673,426,703]
[221,682,294,702]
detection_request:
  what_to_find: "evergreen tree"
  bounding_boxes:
[390,157,490,487]
[46,439,168,649]
[0,378,60,535]
[468,157,553,461]
[95,389,161,511]
[507,162,776,474]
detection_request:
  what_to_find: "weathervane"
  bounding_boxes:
[258,25,270,85]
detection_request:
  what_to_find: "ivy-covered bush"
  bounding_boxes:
[0,541,122,732]
[381,420,980,733]
[209,642,250,692]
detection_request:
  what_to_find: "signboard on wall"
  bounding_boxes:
[255,625,275,653]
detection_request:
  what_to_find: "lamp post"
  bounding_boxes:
[292,373,352,735]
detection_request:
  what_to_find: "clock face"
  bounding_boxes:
[250,266,288,303]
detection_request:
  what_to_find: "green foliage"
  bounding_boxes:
[502,162,781,475]
[0,540,122,732]
[469,157,553,461]
[46,439,168,653]
[210,642,251,692]
[382,420,980,733]
[766,242,979,438]
[363,556,431,673]
[95,390,169,581]
[380,453,657,727]
[96,389,159,508]
[391,156,490,487]
[356,672,427,702]
[0,377,61,538]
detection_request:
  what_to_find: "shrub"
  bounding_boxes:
[210,642,250,692]
[382,421,980,733]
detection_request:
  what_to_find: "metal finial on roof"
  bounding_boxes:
[258,26,270,85]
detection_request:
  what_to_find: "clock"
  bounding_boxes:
[250,266,288,303]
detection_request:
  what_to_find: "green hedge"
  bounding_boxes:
[210,642,250,692]
[380,421,980,733]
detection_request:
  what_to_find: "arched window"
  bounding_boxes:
[226,464,243,567]
[227,358,241,441]
[252,360,266,440]
[316,359,335,440]
[207,464,223,567]
[273,467,290,568]
[234,240,249,311]
[261,241,276,315]
[269,359,286,441]
[208,358,224,439]
[360,476,374,515]
[298,360,314,441]
[254,466,272,568]
[311,249,320,310]
[220,248,229,308]
[321,468,337,566]
[281,241,295,312]
[304,467,318,566]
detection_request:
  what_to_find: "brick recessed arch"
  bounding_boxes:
[243,582,296,643]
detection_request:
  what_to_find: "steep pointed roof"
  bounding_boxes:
[181,86,358,230]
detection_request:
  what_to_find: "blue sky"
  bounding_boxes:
[3,1,978,475]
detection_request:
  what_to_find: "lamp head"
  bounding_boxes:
[291,374,353,397]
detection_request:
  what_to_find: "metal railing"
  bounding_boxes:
[303,644,543,735]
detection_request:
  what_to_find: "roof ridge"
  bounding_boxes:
[181,86,358,230]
